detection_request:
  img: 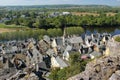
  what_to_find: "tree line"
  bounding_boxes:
[0,27,84,41]
[4,13,120,29]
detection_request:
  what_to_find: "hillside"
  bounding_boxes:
[68,39,120,80]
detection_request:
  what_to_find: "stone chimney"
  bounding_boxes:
[93,45,99,52]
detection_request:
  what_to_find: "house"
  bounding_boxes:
[43,35,51,44]
[51,39,58,55]
[89,51,102,59]
[51,56,68,69]
[63,45,72,61]
[63,51,70,61]
[56,37,63,46]
[21,15,26,18]
[13,58,26,70]
[68,36,83,44]
[26,48,43,67]
[27,42,35,49]
[80,44,90,54]
[34,61,50,74]
[62,12,70,15]
[93,45,100,52]
[50,12,60,17]
[103,47,110,56]
[85,39,91,47]
[19,72,39,80]
[2,18,10,22]
[102,36,106,43]
[38,40,50,54]
[46,49,55,56]
[0,20,3,23]
[67,36,83,50]
[81,54,89,60]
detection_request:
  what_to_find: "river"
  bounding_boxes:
[83,26,120,36]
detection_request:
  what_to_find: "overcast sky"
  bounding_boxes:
[0,0,120,6]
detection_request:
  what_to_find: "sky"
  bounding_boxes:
[0,0,120,6]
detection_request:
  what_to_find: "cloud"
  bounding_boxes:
[116,0,120,1]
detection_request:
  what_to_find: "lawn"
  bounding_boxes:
[0,23,30,33]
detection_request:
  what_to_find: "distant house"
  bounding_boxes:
[21,15,26,18]
[12,16,17,19]
[50,12,60,17]
[2,18,10,22]
[0,20,3,23]
[62,12,70,15]
[51,56,68,69]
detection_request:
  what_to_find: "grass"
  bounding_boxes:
[72,12,99,16]
[0,23,28,28]
[72,12,117,16]
[106,12,117,16]
[0,23,30,33]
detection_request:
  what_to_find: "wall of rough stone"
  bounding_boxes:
[68,39,120,80]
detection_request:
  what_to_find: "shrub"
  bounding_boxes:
[115,36,120,42]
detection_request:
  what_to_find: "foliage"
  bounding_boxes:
[65,27,84,35]
[47,28,63,37]
[0,28,63,41]
[0,23,28,28]
[49,52,90,80]
[115,36,120,42]
[1,8,120,29]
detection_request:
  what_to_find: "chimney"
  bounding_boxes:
[63,28,66,46]
[93,45,99,52]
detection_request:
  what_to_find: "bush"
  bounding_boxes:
[0,28,63,41]
[65,27,84,35]
[47,28,63,37]
[49,52,90,80]
[115,36,120,42]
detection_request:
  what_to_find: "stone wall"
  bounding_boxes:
[68,39,120,80]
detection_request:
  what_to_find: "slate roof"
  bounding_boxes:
[46,49,55,56]
[63,51,69,57]
[56,56,68,68]
[43,35,50,44]
[56,37,63,46]
[68,36,83,44]
[65,45,72,51]
[39,40,49,52]
[51,39,57,48]
[90,51,102,57]
[38,61,49,71]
